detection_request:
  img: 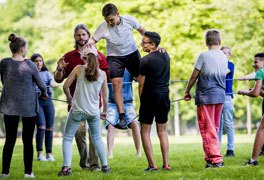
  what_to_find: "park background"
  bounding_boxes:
[0,0,263,136]
[0,0,264,179]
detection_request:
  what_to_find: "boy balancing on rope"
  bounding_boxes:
[238,52,264,166]
[88,3,146,129]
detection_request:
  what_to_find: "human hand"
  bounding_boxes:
[183,92,192,101]
[157,46,166,53]
[82,45,98,57]
[57,57,69,70]
[66,97,72,106]
[39,93,48,99]
[100,112,107,120]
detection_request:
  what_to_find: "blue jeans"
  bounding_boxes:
[218,96,234,150]
[36,98,55,153]
[62,111,107,167]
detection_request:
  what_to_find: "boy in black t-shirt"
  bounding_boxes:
[138,31,170,171]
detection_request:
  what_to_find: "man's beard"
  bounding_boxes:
[77,39,88,47]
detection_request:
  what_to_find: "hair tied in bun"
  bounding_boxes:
[8,33,18,42]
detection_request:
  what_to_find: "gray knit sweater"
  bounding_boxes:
[0,58,47,117]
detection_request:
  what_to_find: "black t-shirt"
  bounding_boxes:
[139,51,170,93]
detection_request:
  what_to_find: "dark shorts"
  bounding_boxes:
[107,50,141,79]
[139,92,170,124]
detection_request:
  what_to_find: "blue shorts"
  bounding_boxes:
[105,102,137,129]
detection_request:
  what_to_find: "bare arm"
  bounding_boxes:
[239,72,256,81]
[138,74,145,97]
[54,57,69,83]
[63,66,80,105]
[238,80,262,97]
[184,68,200,101]
[88,37,97,46]
[137,26,146,36]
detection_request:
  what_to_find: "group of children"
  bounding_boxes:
[1,2,264,179]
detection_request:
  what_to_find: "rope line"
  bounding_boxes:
[171,92,238,102]
[0,78,250,104]
[52,78,254,87]
[104,114,139,130]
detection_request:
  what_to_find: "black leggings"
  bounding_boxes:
[1,115,36,174]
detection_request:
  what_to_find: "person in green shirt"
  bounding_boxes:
[238,52,264,166]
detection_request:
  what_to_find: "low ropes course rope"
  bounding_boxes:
[0,78,254,104]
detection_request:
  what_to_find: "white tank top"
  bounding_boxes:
[71,68,104,116]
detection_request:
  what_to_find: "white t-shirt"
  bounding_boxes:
[92,15,141,56]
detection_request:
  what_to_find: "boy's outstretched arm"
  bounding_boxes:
[238,80,262,97]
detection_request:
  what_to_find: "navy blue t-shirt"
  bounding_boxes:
[226,61,234,98]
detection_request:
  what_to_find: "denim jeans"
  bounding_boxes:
[75,121,99,168]
[106,102,137,128]
[218,96,234,150]
[36,98,55,153]
[62,111,107,167]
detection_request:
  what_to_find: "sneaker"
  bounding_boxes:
[162,165,171,170]
[205,161,224,168]
[244,159,258,166]
[46,155,55,161]
[144,166,158,172]
[24,172,35,178]
[58,167,72,176]
[118,116,127,129]
[1,173,10,178]
[225,150,235,157]
[37,154,47,161]
[101,165,110,173]
[90,166,101,172]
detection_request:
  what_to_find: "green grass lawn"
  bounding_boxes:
[0,134,264,179]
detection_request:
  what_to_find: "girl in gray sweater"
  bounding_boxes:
[0,33,47,178]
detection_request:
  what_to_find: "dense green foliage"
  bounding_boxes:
[0,0,263,133]
[0,135,263,179]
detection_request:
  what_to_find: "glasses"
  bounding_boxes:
[141,41,153,45]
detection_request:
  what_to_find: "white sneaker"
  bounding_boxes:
[46,155,55,161]
[37,154,47,161]
[1,173,10,178]
[24,172,35,178]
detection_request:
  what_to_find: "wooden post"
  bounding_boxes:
[174,88,180,136]
[246,81,252,135]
